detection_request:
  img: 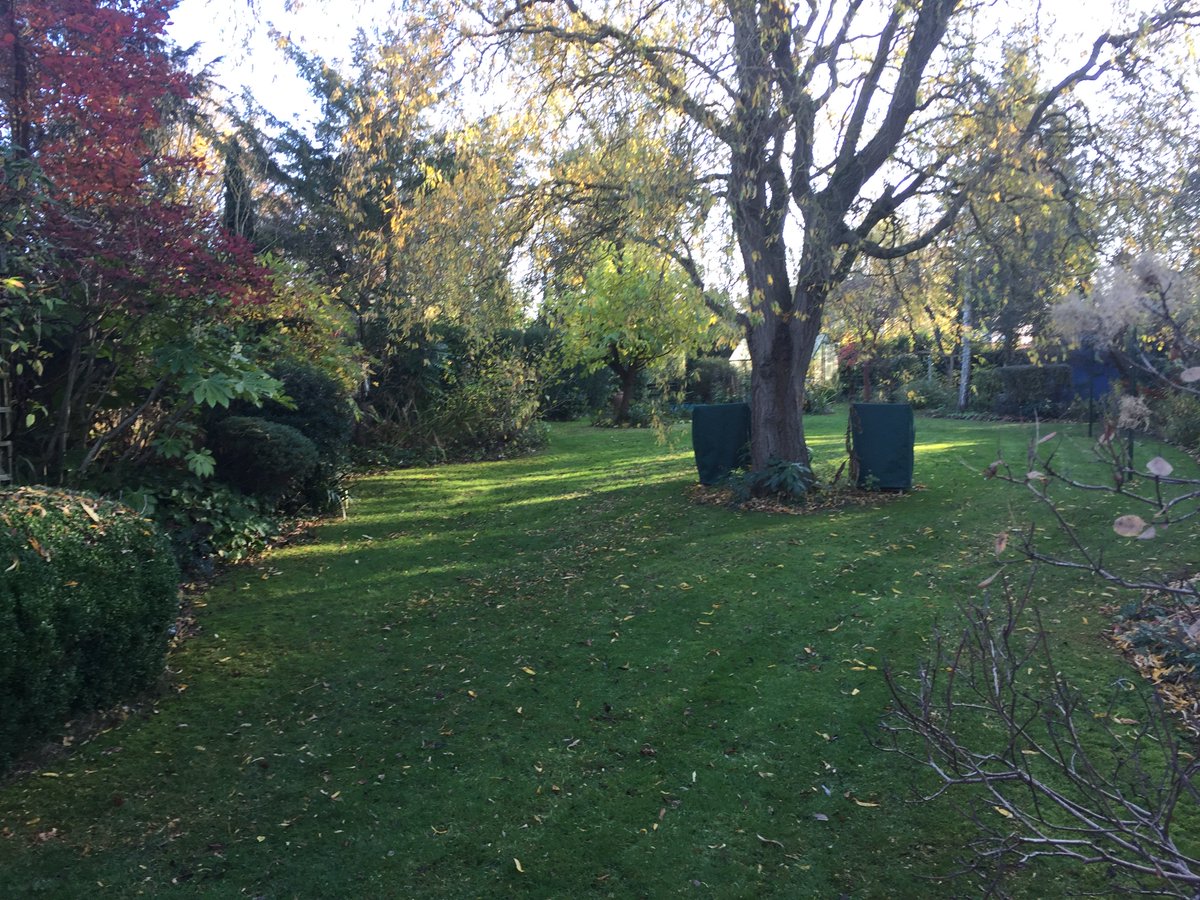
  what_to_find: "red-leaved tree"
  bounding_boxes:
[1,0,276,479]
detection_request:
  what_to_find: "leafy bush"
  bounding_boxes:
[218,362,356,514]
[432,354,545,454]
[968,367,1002,412]
[0,487,179,770]
[122,476,277,572]
[686,357,740,404]
[362,334,548,460]
[1152,390,1200,452]
[209,416,320,508]
[229,361,356,461]
[732,458,818,504]
[804,382,841,414]
[898,376,957,410]
[990,364,1073,418]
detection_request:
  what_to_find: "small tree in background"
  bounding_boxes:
[548,244,730,425]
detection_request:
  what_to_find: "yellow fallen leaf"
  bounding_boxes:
[994,806,1013,818]
[853,799,879,808]
[256,835,266,842]
[522,667,536,676]
[514,858,524,873]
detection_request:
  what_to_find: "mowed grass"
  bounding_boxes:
[1,411,1195,898]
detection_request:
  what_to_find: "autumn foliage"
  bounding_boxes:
[3,0,269,307]
[2,0,277,480]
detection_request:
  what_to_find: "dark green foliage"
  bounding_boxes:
[1153,390,1200,452]
[685,357,741,404]
[897,376,957,410]
[223,362,356,513]
[541,364,614,420]
[363,330,548,460]
[209,416,319,508]
[238,362,356,462]
[991,364,1073,418]
[731,458,817,503]
[516,323,613,421]
[969,367,1004,412]
[0,487,178,771]
[121,475,277,571]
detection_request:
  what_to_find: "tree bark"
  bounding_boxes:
[958,297,972,411]
[608,359,638,424]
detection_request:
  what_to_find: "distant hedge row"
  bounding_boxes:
[0,487,178,770]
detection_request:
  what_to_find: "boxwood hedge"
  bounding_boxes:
[0,487,179,770]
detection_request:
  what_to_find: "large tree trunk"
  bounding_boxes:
[744,281,823,470]
[747,328,807,468]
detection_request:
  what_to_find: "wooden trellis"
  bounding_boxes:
[0,376,11,486]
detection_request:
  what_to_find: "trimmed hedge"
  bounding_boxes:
[230,361,356,462]
[991,364,1073,418]
[209,416,319,507]
[0,487,179,769]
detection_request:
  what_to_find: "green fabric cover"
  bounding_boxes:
[849,402,915,490]
[692,403,751,485]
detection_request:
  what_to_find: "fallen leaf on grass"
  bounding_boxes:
[756,834,784,849]
[1147,456,1174,478]
[994,806,1013,818]
[852,799,879,808]
[521,667,536,676]
[514,858,524,873]
[1114,515,1148,538]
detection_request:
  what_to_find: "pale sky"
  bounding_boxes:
[166,0,1187,127]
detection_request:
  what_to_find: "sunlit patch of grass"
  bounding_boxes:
[0,414,1193,897]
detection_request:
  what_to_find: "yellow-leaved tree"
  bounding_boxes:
[548,243,731,424]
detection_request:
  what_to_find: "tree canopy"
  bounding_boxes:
[466,0,1200,466]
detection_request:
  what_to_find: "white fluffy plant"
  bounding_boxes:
[1053,252,1200,379]
[1049,252,1200,541]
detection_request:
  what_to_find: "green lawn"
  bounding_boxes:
[1,412,1193,897]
